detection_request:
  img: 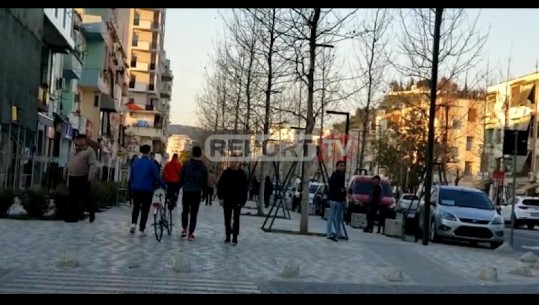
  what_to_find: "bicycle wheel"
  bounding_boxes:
[153,205,164,242]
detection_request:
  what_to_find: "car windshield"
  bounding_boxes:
[402,194,418,200]
[353,181,392,196]
[439,189,494,210]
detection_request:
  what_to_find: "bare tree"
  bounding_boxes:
[279,8,360,234]
[352,9,392,171]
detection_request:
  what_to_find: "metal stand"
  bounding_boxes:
[261,161,295,231]
[317,146,348,240]
[401,162,447,242]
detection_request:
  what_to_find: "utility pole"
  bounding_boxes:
[422,8,443,246]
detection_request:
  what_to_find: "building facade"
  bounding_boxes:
[0,9,46,189]
[124,8,172,160]
[483,72,539,193]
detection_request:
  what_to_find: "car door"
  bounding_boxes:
[418,187,437,229]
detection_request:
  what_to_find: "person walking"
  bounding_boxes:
[263,176,273,209]
[127,155,138,206]
[162,153,183,209]
[364,175,382,233]
[178,146,208,241]
[217,159,248,245]
[150,152,161,172]
[326,161,347,241]
[129,145,167,235]
[66,134,97,223]
[206,170,217,206]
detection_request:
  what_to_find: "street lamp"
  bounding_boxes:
[326,110,350,175]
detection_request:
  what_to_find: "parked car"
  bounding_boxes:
[500,196,539,229]
[418,185,504,249]
[397,193,420,213]
[308,182,323,205]
[345,175,396,223]
[312,183,329,216]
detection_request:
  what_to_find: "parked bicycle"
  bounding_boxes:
[152,190,173,242]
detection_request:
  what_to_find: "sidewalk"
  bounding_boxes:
[1,200,539,293]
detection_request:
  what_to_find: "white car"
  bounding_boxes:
[500,196,539,229]
[397,193,420,212]
[308,182,323,205]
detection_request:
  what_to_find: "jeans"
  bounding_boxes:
[326,200,344,238]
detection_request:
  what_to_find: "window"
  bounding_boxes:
[466,136,474,151]
[439,188,493,210]
[130,54,137,68]
[94,95,99,107]
[467,108,477,122]
[134,11,140,25]
[452,119,461,129]
[485,128,495,145]
[353,181,392,196]
[464,161,473,176]
[131,33,139,47]
[129,74,136,88]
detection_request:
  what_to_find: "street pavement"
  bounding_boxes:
[2,199,539,293]
[506,227,539,254]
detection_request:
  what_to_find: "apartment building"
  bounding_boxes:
[0,9,46,189]
[34,8,75,189]
[482,72,539,193]
[123,8,172,159]
[369,86,484,186]
[166,134,193,157]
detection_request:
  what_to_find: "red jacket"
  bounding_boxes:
[162,159,182,183]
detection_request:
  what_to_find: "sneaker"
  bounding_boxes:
[130,225,136,234]
[181,230,187,238]
[338,236,348,240]
[327,236,338,242]
[139,230,146,236]
[224,236,231,244]
[89,211,95,223]
[187,234,195,241]
[232,236,237,245]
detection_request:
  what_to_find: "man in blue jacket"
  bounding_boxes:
[129,145,167,235]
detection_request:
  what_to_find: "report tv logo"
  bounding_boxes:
[204,133,357,162]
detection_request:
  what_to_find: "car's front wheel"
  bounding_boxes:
[430,220,440,242]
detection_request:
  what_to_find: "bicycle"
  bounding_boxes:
[152,190,173,242]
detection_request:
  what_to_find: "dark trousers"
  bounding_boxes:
[264,193,271,208]
[68,175,92,221]
[182,191,202,234]
[166,182,180,208]
[223,203,242,238]
[366,204,379,231]
[131,191,153,231]
[206,187,214,205]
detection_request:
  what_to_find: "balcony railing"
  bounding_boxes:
[160,84,171,98]
[128,82,148,92]
[161,68,173,81]
[63,53,83,80]
[80,68,109,94]
[133,19,153,30]
[132,40,150,51]
[130,61,149,71]
[126,126,164,139]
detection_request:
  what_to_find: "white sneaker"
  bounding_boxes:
[130,224,136,234]
[139,230,146,236]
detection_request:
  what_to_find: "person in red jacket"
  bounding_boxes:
[162,153,183,209]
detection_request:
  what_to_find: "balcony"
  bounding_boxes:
[161,68,173,81]
[133,19,153,31]
[80,68,110,93]
[160,83,171,98]
[43,9,75,53]
[128,82,148,92]
[130,61,149,71]
[132,40,150,51]
[80,15,107,41]
[126,126,164,139]
[99,94,118,113]
[63,53,83,80]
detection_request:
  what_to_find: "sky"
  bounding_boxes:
[163,9,539,128]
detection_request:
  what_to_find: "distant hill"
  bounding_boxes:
[167,124,208,144]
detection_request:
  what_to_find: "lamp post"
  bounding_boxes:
[326,110,350,176]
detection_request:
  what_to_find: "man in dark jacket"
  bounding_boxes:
[217,159,248,245]
[129,145,168,235]
[364,175,382,233]
[178,146,208,241]
[326,161,347,241]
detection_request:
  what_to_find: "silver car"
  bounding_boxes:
[418,185,504,249]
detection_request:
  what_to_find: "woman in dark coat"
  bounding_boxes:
[264,176,273,208]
